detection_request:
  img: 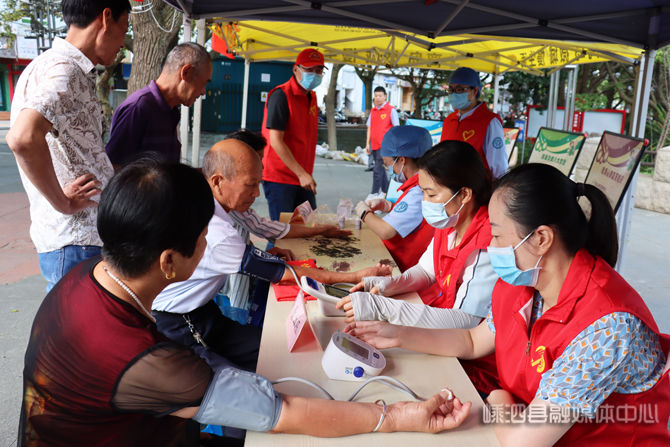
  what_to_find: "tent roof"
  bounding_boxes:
[219,20,642,73]
[164,0,670,50]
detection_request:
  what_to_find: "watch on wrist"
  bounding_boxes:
[360,210,369,221]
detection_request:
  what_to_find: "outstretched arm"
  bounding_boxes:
[281,263,393,285]
[345,318,495,359]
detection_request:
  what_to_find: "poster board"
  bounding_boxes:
[503,127,520,163]
[527,127,586,176]
[405,118,443,145]
[584,131,647,212]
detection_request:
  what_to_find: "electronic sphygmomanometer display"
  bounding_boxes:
[322,283,351,298]
[322,330,386,381]
[340,335,369,358]
[301,276,351,304]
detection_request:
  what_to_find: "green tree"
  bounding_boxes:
[500,71,550,116]
[0,2,31,47]
[391,67,451,118]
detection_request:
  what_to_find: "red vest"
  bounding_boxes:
[430,206,499,394]
[492,249,670,446]
[440,103,501,175]
[369,102,395,150]
[382,175,435,273]
[431,206,491,308]
[262,76,319,185]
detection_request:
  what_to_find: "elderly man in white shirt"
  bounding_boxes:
[152,139,391,370]
[6,0,130,291]
[222,129,352,324]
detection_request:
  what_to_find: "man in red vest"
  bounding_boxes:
[440,67,507,179]
[366,86,399,196]
[261,48,324,220]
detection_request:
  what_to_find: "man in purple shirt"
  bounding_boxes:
[106,42,212,166]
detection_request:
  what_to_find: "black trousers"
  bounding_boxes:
[153,300,262,372]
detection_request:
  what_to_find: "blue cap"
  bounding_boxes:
[449,67,481,97]
[380,126,433,159]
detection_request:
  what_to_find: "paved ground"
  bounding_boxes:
[0,124,668,446]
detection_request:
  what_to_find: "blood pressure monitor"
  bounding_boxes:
[300,276,351,316]
[322,330,386,381]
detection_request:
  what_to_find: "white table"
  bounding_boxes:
[246,218,499,446]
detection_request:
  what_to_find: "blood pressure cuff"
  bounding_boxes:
[194,367,282,432]
[239,245,286,283]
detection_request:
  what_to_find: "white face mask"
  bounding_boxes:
[487,230,543,287]
[421,189,463,229]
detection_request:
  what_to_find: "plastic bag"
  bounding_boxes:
[311,204,338,226]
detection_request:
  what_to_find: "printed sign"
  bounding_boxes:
[528,128,586,176]
[406,118,443,145]
[286,291,319,352]
[584,132,647,212]
[503,128,520,162]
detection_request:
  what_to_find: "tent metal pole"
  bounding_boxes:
[434,0,470,36]
[563,66,577,132]
[547,70,558,129]
[492,73,500,113]
[440,0,643,48]
[565,67,574,131]
[440,22,536,36]
[180,17,192,164]
[616,50,656,272]
[393,41,410,66]
[191,18,206,168]
[283,0,425,35]
[241,59,251,129]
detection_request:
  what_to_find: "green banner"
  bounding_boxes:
[528,128,585,176]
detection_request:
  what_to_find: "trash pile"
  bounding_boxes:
[316,143,369,166]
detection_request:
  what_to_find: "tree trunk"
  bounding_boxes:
[127,0,181,94]
[354,65,378,120]
[96,49,125,135]
[325,64,343,150]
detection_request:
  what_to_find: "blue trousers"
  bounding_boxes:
[370,149,389,194]
[38,245,101,293]
[262,180,317,221]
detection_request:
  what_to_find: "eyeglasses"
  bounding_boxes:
[299,65,325,75]
[447,86,473,95]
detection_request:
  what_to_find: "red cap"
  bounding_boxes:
[296,48,325,67]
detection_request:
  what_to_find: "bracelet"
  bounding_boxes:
[360,210,369,221]
[372,399,387,432]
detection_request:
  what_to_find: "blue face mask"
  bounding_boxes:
[388,158,406,183]
[421,189,462,229]
[449,92,471,110]
[299,72,323,90]
[487,231,543,287]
